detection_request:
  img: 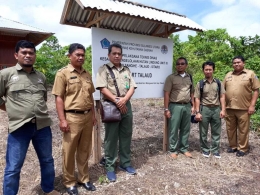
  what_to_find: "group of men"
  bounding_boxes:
[164,57,260,160]
[0,41,136,195]
[0,40,259,195]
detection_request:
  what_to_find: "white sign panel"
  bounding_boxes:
[92,27,173,99]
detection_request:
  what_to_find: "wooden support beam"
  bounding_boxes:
[164,25,168,37]
[87,11,96,24]
[85,13,110,28]
[92,100,102,164]
[151,24,162,36]
[163,116,168,152]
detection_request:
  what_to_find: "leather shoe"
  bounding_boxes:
[183,152,192,158]
[66,186,78,195]
[107,171,116,182]
[236,150,246,157]
[78,182,96,191]
[119,166,136,175]
[227,147,237,153]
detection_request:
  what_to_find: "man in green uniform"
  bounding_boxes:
[223,56,260,157]
[194,61,226,158]
[52,43,96,195]
[163,57,195,159]
[96,43,137,182]
[0,40,59,195]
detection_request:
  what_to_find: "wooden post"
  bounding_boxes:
[163,116,168,152]
[92,100,102,163]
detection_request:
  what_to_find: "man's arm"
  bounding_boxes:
[55,95,70,132]
[190,93,195,114]
[219,93,226,118]
[248,89,259,114]
[195,98,202,121]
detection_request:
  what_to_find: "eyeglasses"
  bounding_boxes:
[176,63,186,66]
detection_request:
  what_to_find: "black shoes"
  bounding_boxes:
[227,147,237,153]
[66,186,78,195]
[236,150,246,157]
[78,182,96,191]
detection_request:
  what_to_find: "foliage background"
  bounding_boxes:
[35,29,260,130]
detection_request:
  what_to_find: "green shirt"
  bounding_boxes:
[0,64,52,133]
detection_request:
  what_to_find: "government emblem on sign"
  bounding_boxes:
[161,45,168,54]
[100,38,110,49]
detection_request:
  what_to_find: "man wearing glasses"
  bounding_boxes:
[163,57,195,159]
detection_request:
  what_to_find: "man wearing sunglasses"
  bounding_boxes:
[163,57,195,159]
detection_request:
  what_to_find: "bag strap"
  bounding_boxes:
[106,64,121,97]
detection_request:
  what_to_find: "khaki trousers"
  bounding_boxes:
[63,111,93,187]
[225,109,250,152]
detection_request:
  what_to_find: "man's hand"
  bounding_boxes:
[116,97,127,108]
[119,104,128,114]
[59,119,70,132]
[195,113,202,121]
[220,110,226,118]
[164,110,171,118]
[248,105,255,115]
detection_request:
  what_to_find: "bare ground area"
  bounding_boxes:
[0,89,260,195]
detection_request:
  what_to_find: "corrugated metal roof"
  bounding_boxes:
[60,0,205,37]
[0,16,51,33]
[0,16,54,45]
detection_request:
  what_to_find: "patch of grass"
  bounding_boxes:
[98,175,108,185]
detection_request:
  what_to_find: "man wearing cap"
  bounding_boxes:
[0,40,59,195]
[163,57,195,159]
[194,61,226,158]
[52,43,96,195]
[223,56,260,157]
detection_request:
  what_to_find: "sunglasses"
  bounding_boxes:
[176,63,186,66]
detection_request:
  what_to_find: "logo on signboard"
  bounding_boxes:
[161,45,168,54]
[100,38,110,49]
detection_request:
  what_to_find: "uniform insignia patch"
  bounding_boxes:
[11,75,19,82]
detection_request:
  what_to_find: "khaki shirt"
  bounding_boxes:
[194,78,225,106]
[95,62,137,96]
[52,64,95,111]
[52,64,95,110]
[0,64,52,133]
[223,69,260,110]
[163,72,194,103]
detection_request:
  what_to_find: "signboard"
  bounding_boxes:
[92,27,173,99]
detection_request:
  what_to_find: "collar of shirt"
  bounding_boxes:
[68,63,86,74]
[107,62,124,71]
[231,68,247,75]
[15,63,36,73]
[203,78,217,83]
[173,72,189,77]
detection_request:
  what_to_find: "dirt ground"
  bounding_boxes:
[0,89,260,195]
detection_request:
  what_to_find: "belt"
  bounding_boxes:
[171,102,189,105]
[203,105,219,107]
[65,109,91,114]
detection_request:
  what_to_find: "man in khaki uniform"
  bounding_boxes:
[223,56,260,157]
[52,43,96,195]
[96,43,137,182]
[163,57,195,159]
[194,61,226,158]
[0,40,59,195]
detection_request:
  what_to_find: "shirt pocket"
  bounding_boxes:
[68,78,82,93]
[241,76,250,87]
[9,84,28,100]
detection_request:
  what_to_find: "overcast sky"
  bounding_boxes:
[0,0,260,47]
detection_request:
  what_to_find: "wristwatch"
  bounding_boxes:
[164,108,169,112]
[195,111,200,114]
